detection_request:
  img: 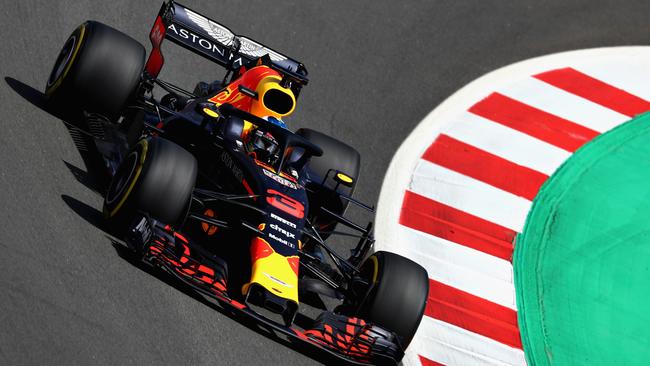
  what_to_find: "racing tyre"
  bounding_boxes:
[356,251,428,349]
[295,128,360,236]
[103,137,198,231]
[45,21,145,120]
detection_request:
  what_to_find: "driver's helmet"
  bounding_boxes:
[246,128,279,164]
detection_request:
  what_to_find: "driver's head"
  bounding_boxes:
[246,128,279,164]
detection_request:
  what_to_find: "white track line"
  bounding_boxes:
[410,160,532,232]
[405,316,527,366]
[497,76,630,133]
[443,112,571,176]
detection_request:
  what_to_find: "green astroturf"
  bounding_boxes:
[514,113,650,365]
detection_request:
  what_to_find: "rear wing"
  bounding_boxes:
[145,1,308,87]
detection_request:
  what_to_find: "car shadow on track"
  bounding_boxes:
[4,76,110,191]
[4,76,87,132]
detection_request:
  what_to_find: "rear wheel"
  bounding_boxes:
[295,128,360,237]
[46,21,145,120]
[104,137,198,231]
[355,251,429,349]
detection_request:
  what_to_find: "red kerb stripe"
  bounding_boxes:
[469,92,599,152]
[422,134,548,200]
[535,67,650,117]
[426,278,522,349]
[419,355,445,366]
[400,191,515,261]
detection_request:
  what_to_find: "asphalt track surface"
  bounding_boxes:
[1,1,650,365]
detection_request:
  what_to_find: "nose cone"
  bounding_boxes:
[243,236,299,303]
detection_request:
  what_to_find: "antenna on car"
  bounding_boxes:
[221,37,241,87]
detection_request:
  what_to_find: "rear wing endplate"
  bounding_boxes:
[145,1,308,86]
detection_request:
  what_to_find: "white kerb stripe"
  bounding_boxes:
[394,224,516,309]
[405,316,527,366]
[410,160,532,232]
[574,61,650,103]
[442,112,571,176]
[394,225,513,283]
[497,76,630,133]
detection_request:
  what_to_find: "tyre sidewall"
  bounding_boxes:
[134,138,197,226]
[358,251,429,348]
[46,23,87,99]
[104,139,149,221]
[104,137,198,229]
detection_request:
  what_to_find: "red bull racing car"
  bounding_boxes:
[45,1,429,364]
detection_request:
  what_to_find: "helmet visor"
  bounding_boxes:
[253,133,278,155]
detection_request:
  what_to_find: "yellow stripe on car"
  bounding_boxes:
[46,23,87,96]
[369,255,379,284]
[108,139,149,217]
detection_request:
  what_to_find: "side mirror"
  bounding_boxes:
[334,171,354,187]
[221,115,245,144]
[196,102,220,119]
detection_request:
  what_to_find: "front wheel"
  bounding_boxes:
[355,251,429,349]
[104,137,198,231]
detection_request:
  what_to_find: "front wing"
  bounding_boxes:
[127,216,403,365]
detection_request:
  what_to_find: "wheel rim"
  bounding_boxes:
[106,151,139,206]
[47,35,76,87]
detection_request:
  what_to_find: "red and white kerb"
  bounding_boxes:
[374,48,650,366]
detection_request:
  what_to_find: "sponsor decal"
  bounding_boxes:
[201,208,218,236]
[263,272,293,288]
[146,17,166,77]
[184,7,288,62]
[220,151,243,182]
[263,169,298,189]
[208,82,247,106]
[270,223,296,239]
[270,212,297,229]
[184,7,236,46]
[238,36,288,62]
[150,18,165,47]
[267,189,305,219]
[268,232,296,249]
[166,23,246,68]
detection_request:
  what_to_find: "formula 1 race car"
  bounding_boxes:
[45,2,428,364]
